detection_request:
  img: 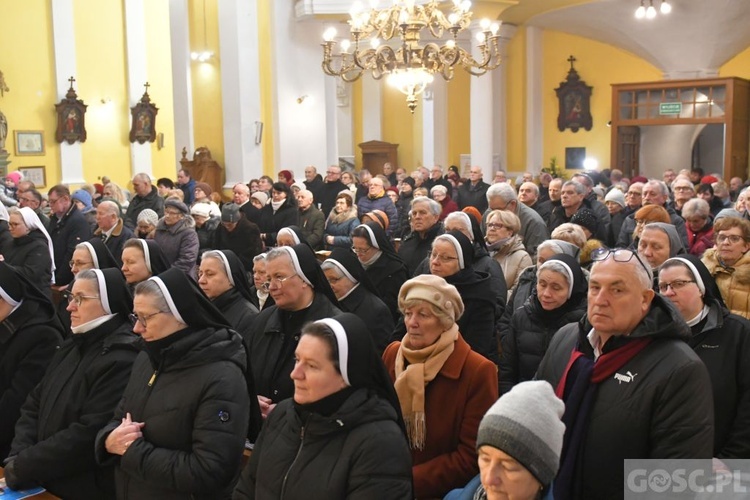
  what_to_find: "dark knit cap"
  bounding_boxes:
[402,177,416,189]
[570,208,599,235]
[477,381,565,487]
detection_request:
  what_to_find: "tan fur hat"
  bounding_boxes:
[398,274,464,321]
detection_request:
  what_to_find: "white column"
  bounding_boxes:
[470,22,494,181]
[362,77,382,141]
[218,0,264,187]
[169,0,195,164]
[526,26,543,172]
[422,77,447,168]
[494,23,518,173]
[324,75,339,167]
[51,0,85,185]
[336,80,354,159]
[124,0,152,177]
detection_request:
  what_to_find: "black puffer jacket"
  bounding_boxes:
[257,202,298,247]
[233,389,412,500]
[689,300,750,458]
[0,301,63,460]
[338,285,394,355]
[5,230,52,294]
[247,294,340,404]
[536,296,714,499]
[7,318,139,499]
[213,288,259,340]
[95,326,250,499]
[499,294,586,394]
[195,216,220,257]
[398,222,443,276]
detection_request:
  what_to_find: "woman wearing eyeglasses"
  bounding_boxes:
[702,216,750,319]
[0,263,63,462]
[154,198,199,278]
[4,206,55,296]
[249,253,274,311]
[659,255,750,457]
[95,267,258,498]
[484,209,531,295]
[323,191,359,249]
[3,269,139,498]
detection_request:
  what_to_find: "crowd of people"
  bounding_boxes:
[0,163,749,499]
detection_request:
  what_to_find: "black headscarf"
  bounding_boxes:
[90,268,133,317]
[435,230,476,285]
[531,253,588,322]
[0,262,62,329]
[128,239,170,276]
[311,313,406,434]
[325,247,382,298]
[209,249,254,303]
[355,221,403,263]
[80,239,120,269]
[278,225,312,250]
[148,267,232,330]
[662,254,726,309]
[277,244,340,307]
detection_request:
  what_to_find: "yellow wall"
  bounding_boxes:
[505,27,527,172]
[447,70,471,170]
[257,0,275,175]
[720,46,750,79]
[382,82,421,169]
[189,0,224,168]
[541,30,661,173]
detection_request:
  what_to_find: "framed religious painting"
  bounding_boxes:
[555,56,593,133]
[129,83,158,144]
[55,77,87,144]
[18,166,46,187]
[14,130,45,156]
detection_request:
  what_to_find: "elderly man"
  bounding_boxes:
[549,180,607,240]
[457,166,491,213]
[124,173,164,229]
[302,165,324,203]
[177,168,196,205]
[17,187,50,230]
[518,181,551,224]
[671,177,696,217]
[536,248,713,499]
[493,171,507,184]
[625,181,644,214]
[663,168,677,186]
[484,182,548,258]
[93,200,134,265]
[232,182,260,224]
[398,197,443,276]
[424,165,451,192]
[48,184,92,287]
[571,173,610,228]
[617,180,689,248]
[318,165,347,217]
[545,177,563,213]
[357,176,399,236]
[296,189,324,250]
[730,176,744,202]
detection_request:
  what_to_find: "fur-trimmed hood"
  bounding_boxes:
[580,238,606,266]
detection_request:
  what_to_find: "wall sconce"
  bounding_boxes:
[297,95,310,104]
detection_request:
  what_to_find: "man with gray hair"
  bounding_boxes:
[398,196,443,275]
[485,182,548,257]
[233,182,261,225]
[124,173,164,229]
[616,179,689,248]
[548,180,588,233]
[424,165,451,192]
[296,189,325,250]
[93,199,134,265]
[536,247,713,499]
[571,172,610,229]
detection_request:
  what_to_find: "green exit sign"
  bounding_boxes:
[659,102,682,115]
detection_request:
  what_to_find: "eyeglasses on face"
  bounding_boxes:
[429,252,458,263]
[716,234,746,245]
[63,291,100,307]
[486,222,507,230]
[263,274,298,289]
[69,260,93,269]
[657,279,696,293]
[129,311,166,327]
[590,247,651,277]
[351,246,373,255]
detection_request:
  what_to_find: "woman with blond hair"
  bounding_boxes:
[484,209,531,296]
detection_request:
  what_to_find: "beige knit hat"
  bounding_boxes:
[398,274,464,321]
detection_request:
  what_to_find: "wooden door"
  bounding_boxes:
[616,126,640,179]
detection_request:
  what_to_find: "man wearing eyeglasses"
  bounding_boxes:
[536,248,713,499]
[47,184,92,289]
[616,179,689,249]
[17,187,50,231]
[317,165,347,218]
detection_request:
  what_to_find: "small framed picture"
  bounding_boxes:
[14,131,45,156]
[18,166,46,188]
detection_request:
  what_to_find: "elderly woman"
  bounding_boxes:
[120,239,170,289]
[191,203,219,256]
[154,198,199,277]
[702,216,750,319]
[638,222,686,274]
[5,207,55,293]
[383,275,498,499]
[258,182,299,247]
[429,231,499,364]
[135,208,157,239]
[95,268,255,498]
[198,249,259,340]
[322,247,394,354]
[341,170,359,196]
[324,191,359,249]
[248,244,340,418]
[683,198,714,257]
[234,313,412,499]
[3,269,139,498]
[445,381,565,500]
[192,182,221,217]
[351,221,409,322]
[500,254,587,395]
[431,184,458,221]
[485,209,531,295]
[658,255,750,457]
[249,253,273,311]
[0,263,64,461]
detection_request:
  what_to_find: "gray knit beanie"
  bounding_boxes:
[476,381,565,487]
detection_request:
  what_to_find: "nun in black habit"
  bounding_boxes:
[234,313,412,499]
[322,247,395,354]
[350,221,409,323]
[95,268,260,499]
[0,262,64,462]
[120,238,170,290]
[247,244,341,417]
[4,269,140,498]
[198,249,259,340]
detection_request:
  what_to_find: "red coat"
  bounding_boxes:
[687,223,714,257]
[383,334,498,499]
[439,196,459,221]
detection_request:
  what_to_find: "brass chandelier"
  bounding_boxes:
[321,0,502,113]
